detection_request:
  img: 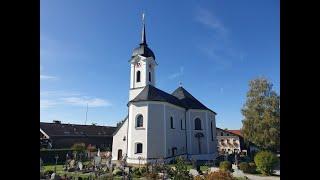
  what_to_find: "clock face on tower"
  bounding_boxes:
[136,63,141,68]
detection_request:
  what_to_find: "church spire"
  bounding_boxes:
[141,13,147,45]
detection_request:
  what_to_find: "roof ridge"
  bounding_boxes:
[40,122,116,128]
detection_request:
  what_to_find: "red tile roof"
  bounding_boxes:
[226,130,242,137]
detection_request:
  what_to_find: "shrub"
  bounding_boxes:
[194,175,204,180]
[131,167,142,177]
[44,170,54,176]
[169,157,192,179]
[219,161,232,172]
[238,162,249,173]
[112,167,123,176]
[248,162,256,173]
[254,151,279,175]
[205,170,235,180]
[139,166,147,174]
[144,172,158,179]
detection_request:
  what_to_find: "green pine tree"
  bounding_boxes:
[241,78,280,152]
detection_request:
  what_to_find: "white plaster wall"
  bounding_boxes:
[207,112,217,154]
[188,110,208,155]
[129,57,157,101]
[111,117,128,161]
[127,102,148,164]
[164,104,187,158]
[129,56,156,89]
[147,103,165,159]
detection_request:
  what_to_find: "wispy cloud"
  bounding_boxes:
[40,65,58,80]
[194,7,245,70]
[40,90,111,110]
[195,7,228,38]
[40,99,58,109]
[61,97,111,107]
[169,66,184,79]
[41,90,81,97]
[40,75,58,80]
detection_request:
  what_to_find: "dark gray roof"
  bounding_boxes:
[131,20,155,59]
[172,87,216,114]
[132,44,155,59]
[130,85,185,107]
[40,122,116,137]
[130,85,216,114]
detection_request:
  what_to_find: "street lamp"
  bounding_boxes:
[54,155,59,173]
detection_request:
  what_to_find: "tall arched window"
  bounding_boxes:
[194,118,201,130]
[136,114,143,128]
[136,71,141,82]
[170,116,174,129]
[136,143,142,153]
[149,72,151,82]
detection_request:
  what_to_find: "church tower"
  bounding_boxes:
[129,13,157,101]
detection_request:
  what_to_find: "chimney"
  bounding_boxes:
[53,120,61,124]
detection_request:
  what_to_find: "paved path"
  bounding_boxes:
[244,174,280,180]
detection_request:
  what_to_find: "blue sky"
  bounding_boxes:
[40,0,279,129]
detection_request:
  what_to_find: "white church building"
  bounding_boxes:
[112,16,218,165]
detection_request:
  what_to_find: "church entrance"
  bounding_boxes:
[117,149,123,160]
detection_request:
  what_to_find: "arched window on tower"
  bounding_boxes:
[136,71,141,82]
[149,72,151,82]
[136,114,143,128]
[194,118,202,130]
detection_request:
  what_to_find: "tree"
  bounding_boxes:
[71,143,86,153]
[71,143,86,161]
[241,78,280,152]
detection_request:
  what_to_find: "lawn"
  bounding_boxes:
[168,164,209,172]
[42,163,94,178]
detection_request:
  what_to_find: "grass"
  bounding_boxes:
[42,162,94,178]
[168,164,209,172]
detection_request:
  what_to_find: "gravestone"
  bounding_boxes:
[69,159,75,168]
[78,161,83,171]
[209,167,219,173]
[124,167,130,174]
[232,169,245,178]
[94,156,102,166]
[50,173,60,180]
[232,164,238,170]
[189,169,199,177]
